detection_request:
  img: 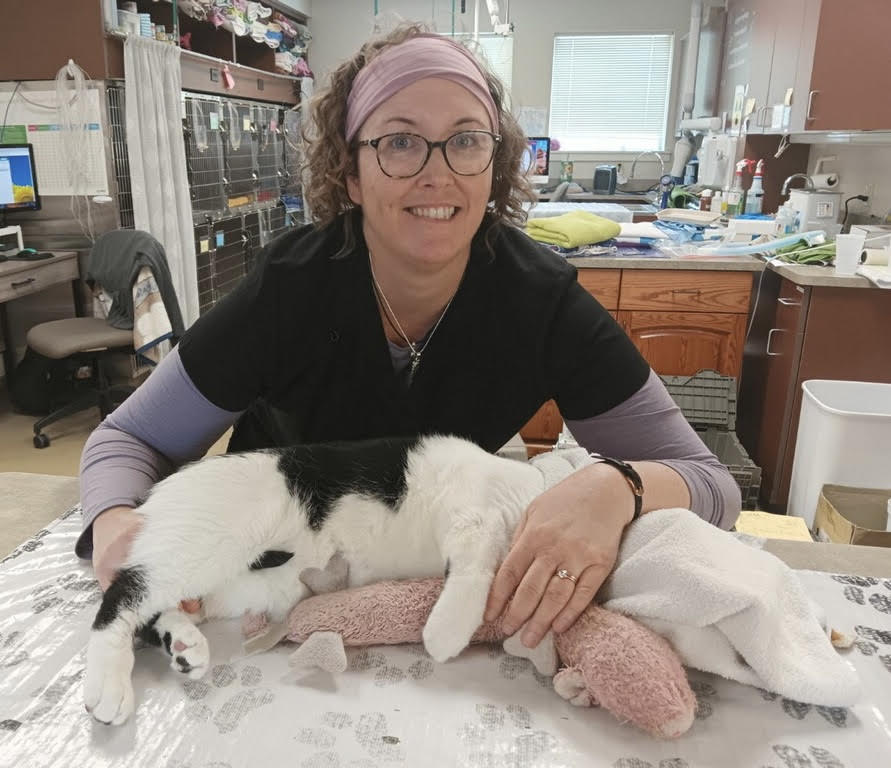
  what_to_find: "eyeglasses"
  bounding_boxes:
[356,130,501,179]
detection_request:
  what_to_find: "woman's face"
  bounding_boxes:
[347,77,495,272]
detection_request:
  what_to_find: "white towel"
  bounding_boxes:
[529,447,594,487]
[132,266,173,368]
[600,508,860,706]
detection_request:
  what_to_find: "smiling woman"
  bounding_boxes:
[79,22,741,652]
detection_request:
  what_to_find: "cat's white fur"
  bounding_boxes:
[84,435,550,725]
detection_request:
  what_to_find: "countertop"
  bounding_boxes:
[767,262,879,288]
[568,252,886,286]
[567,254,764,271]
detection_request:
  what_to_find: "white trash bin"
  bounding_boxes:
[788,380,891,527]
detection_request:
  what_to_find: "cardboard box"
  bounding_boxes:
[814,484,891,548]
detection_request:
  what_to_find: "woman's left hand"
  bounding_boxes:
[483,462,635,649]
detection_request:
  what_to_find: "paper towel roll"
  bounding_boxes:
[811,173,840,189]
[860,248,890,266]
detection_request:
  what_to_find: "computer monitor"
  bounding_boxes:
[0,144,41,213]
[521,136,550,186]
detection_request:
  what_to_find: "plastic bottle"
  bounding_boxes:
[711,189,723,214]
[745,159,765,215]
[725,160,749,217]
[699,189,713,211]
[774,201,798,235]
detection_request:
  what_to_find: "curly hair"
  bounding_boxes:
[303,22,535,242]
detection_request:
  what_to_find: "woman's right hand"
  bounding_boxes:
[91,506,142,592]
[91,506,202,614]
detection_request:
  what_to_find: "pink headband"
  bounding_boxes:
[345,34,499,142]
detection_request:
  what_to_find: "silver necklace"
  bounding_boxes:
[368,253,455,383]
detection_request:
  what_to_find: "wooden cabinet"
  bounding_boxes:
[720,0,891,133]
[518,268,754,454]
[616,311,746,377]
[0,1,304,105]
[737,270,891,512]
[790,0,891,131]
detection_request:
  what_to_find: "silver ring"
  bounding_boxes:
[555,568,578,584]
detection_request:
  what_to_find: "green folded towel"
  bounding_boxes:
[526,211,621,248]
[775,238,835,265]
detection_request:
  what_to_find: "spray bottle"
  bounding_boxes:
[745,159,765,215]
[725,160,751,217]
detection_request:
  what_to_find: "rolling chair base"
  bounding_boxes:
[32,384,133,449]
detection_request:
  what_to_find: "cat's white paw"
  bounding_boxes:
[421,581,485,663]
[84,633,136,725]
[168,622,210,680]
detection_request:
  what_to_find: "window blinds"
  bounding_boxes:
[549,34,674,152]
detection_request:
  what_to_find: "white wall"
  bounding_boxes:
[308,0,695,185]
[806,144,891,226]
[276,0,312,18]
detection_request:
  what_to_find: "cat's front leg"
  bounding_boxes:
[422,510,508,663]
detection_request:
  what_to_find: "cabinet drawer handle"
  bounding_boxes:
[777,297,801,306]
[11,277,36,289]
[756,104,771,128]
[671,288,701,295]
[806,90,819,122]
[766,327,785,356]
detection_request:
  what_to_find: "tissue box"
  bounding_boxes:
[814,484,891,547]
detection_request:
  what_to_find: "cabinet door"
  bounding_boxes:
[617,310,746,377]
[518,399,563,455]
[717,0,775,134]
[761,0,808,133]
[806,0,891,130]
[751,280,807,508]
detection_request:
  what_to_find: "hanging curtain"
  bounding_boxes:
[124,36,200,327]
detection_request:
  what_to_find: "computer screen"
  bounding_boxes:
[521,136,550,186]
[0,144,41,212]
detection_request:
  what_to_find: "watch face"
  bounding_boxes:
[660,174,673,185]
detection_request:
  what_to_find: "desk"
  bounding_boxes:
[0,252,81,384]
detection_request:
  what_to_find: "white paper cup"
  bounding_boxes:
[834,234,866,275]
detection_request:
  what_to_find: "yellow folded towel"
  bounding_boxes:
[526,211,621,248]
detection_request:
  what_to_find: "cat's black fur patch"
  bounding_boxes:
[135,612,162,647]
[93,567,148,630]
[275,437,421,530]
[163,631,172,655]
[250,550,295,570]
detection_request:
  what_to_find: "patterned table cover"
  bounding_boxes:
[1,508,890,768]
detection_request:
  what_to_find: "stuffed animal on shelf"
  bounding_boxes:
[244,577,697,739]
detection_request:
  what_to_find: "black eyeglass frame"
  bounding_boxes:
[356,130,502,179]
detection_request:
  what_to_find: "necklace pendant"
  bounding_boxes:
[409,351,421,380]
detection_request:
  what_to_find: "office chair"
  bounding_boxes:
[27,319,135,448]
[25,229,181,449]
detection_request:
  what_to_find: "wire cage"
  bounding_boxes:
[183,94,228,221]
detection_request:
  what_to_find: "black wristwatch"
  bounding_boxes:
[588,453,644,523]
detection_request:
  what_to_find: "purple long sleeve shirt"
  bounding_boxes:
[76,345,740,558]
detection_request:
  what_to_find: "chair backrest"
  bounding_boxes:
[85,229,185,338]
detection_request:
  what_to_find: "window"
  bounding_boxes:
[449,34,513,96]
[549,34,674,153]
[475,34,513,94]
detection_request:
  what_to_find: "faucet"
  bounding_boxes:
[781,173,815,196]
[629,151,666,180]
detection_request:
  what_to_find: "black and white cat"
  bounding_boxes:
[84,434,583,725]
